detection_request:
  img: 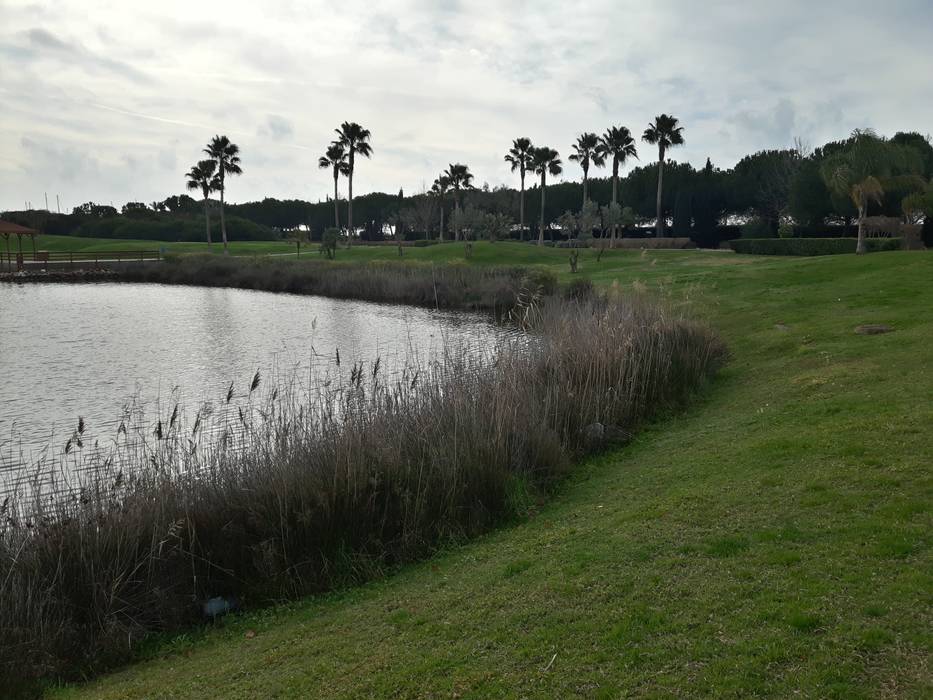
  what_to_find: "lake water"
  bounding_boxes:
[0,283,506,482]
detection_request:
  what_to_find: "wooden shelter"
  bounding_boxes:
[0,219,38,272]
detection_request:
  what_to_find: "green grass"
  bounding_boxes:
[53,244,932,698]
[30,234,298,256]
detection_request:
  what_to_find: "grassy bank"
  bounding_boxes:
[2,290,724,695]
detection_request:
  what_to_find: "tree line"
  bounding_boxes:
[6,121,932,253]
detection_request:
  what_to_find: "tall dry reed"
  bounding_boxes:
[0,292,725,693]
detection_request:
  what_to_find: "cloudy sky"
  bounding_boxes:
[2,0,931,212]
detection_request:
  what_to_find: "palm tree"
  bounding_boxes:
[504,137,534,240]
[568,132,605,206]
[642,115,685,237]
[334,122,373,247]
[318,142,350,230]
[530,146,562,246]
[821,129,922,254]
[203,135,243,254]
[185,159,220,248]
[444,163,474,240]
[431,175,451,240]
[597,126,639,245]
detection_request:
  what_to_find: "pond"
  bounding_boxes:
[0,283,508,485]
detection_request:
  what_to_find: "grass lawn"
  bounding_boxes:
[31,234,299,256]
[54,244,931,698]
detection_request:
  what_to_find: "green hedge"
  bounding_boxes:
[73,216,280,242]
[729,238,902,256]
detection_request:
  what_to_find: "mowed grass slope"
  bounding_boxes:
[57,246,931,698]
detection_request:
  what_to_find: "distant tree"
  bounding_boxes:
[321,228,338,259]
[160,194,199,214]
[891,132,933,178]
[642,114,685,237]
[568,132,605,207]
[788,157,834,227]
[121,202,152,218]
[597,126,638,245]
[504,137,535,240]
[672,190,693,237]
[901,179,933,224]
[431,175,451,240]
[318,142,350,231]
[72,202,118,218]
[820,129,923,254]
[444,163,474,240]
[477,211,513,242]
[530,146,563,246]
[692,158,728,246]
[203,135,243,254]
[730,148,801,230]
[557,210,577,239]
[400,189,438,240]
[334,122,373,247]
[186,159,220,247]
[577,199,601,240]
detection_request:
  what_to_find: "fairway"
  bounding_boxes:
[54,246,931,698]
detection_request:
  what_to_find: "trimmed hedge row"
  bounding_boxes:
[729,237,902,256]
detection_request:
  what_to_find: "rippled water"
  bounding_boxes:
[0,283,506,479]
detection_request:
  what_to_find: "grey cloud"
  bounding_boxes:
[259,115,294,141]
[16,27,153,84]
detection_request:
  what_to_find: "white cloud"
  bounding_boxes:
[1,0,931,210]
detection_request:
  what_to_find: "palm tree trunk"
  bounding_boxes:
[204,196,212,248]
[582,170,588,208]
[611,162,618,248]
[519,173,525,241]
[856,196,867,255]
[219,181,228,254]
[655,152,665,238]
[347,168,354,249]
[333,174,340,230]
[439,202,445,241]
[538,174,546,246]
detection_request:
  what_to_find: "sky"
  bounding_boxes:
[2,0,932,212]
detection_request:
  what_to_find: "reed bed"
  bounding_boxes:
[119,254,556,312]
[0,292,726,693]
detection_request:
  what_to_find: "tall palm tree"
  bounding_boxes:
[530,146,562,246]
[444,163,474,240]
[504,137,534,240]
[318,142,350,230]
[821,129,922,254]
[334,122,373,247]
[597,126,639,245]
[203,135,243,254]
[185,159,220,248]
[568,132,605,206]
[642,115,685,237]
[431,175,451,240]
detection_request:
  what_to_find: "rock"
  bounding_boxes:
[202,595,239,619]
[582,422,605,449]
[855,324,894,335]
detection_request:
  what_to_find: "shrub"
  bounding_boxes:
[729,238,902,256]
[0,295,725,691]
[740,218,775,239]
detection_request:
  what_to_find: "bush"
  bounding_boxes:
[1,295,725,691]
[740,218,775,239]
[730,238,902,256]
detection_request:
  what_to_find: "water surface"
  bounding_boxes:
[0,282,504,476]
